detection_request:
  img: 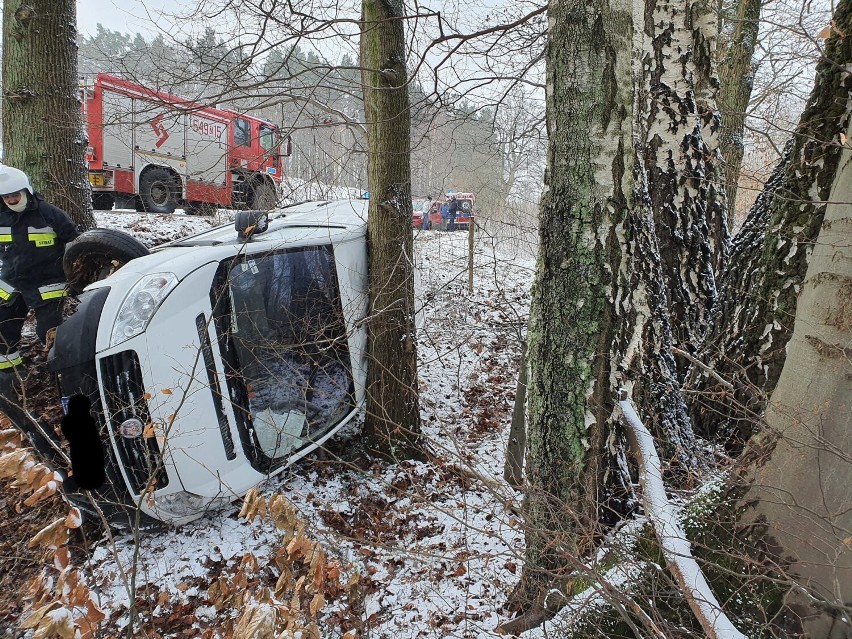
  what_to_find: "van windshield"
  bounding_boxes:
[211,245,354,471]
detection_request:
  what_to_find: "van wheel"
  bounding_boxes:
[64,229,150,294]
[139,167,179,214]
[251,180,277,210]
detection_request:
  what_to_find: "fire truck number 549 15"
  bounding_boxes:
[191,116,224,139]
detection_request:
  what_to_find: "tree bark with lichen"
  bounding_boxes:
[689,3,851,443]
[2,1,94,228]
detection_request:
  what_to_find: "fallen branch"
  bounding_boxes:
[617,394,746,639]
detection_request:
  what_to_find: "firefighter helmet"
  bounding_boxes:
[0,166,33,197]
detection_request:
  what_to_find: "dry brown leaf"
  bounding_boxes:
[308,593,325,617]
[274,566,293,598]
[286,535,312,560]
[53,546,71,571]
[24,479,59,506]
[160,388,173,395]
[241,553,259,574]
[64,507,82,529]
[20,601,61,629]
[0,449,28,478]
[28,517,67,549]
[290,575,306,609]
[32,606,77,639]
[233,603,276,639]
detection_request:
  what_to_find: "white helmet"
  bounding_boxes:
[0,165,33,197]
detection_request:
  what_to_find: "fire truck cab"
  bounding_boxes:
[83,74,289,214]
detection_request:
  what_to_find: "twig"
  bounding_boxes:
[672,347,734,391]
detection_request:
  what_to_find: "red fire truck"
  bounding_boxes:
[83,73,289,213]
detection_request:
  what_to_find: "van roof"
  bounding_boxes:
[159,200,369,248]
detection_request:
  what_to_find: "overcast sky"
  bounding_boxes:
[77,0,186,37]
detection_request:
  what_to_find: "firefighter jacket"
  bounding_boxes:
[0,193,80,302]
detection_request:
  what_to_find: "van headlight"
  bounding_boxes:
[110,273,178,346]
[154,491,231,518]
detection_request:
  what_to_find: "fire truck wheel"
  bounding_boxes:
[139,167,180,214]
[64,229,150,294]
[251,180,278,210]
[91,193,114,211]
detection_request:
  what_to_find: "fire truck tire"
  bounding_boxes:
[139,167,180,214]
[91,193,114,211]
[251,180,277,210]
[64,229,150,294]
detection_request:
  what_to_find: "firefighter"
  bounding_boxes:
[447,195,459,231]
[0,166,80,381]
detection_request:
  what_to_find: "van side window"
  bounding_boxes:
[234,118,250,147]
[213,245,353,471]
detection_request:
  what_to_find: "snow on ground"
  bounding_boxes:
[82,210,536,638]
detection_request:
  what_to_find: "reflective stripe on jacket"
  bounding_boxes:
[38,282,67,300]
[0,351,22,370]
[0,278,18,302]
[28,226,58,248]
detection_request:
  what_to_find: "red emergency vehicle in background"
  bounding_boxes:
[83,73,290,213]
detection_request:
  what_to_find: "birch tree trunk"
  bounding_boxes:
[359,0,422,460]
[637,0,727,351]
[690,2,851,442]
[2,1,94,228]
[519,0,632,605]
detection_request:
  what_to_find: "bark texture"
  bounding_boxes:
[690,2,851,441]
[637,0,728,351]
[359,0,421,459]
[520,0,701,605]
[739,114,852,636]
[2,1,94,228]
[522,0,634,601]
[717,0,762,223]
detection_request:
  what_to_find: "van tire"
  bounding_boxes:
[139,167,180,214]
[64,229,150,294]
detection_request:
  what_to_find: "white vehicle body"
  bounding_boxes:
[50,200,369,525]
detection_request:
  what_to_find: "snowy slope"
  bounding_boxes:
[78,211,535,638]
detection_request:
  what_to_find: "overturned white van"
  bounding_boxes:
[49,200,369,525]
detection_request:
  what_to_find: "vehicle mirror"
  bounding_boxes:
[278,135,293,158]
[235,210,270,239]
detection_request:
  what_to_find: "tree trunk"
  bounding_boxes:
[2,1,94,229]
[638,0,728,352]
[690,1,851,442]
[519,0,703,607]
[738,113,851,636]
[359,0,422,460]
[717,0,762,227]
